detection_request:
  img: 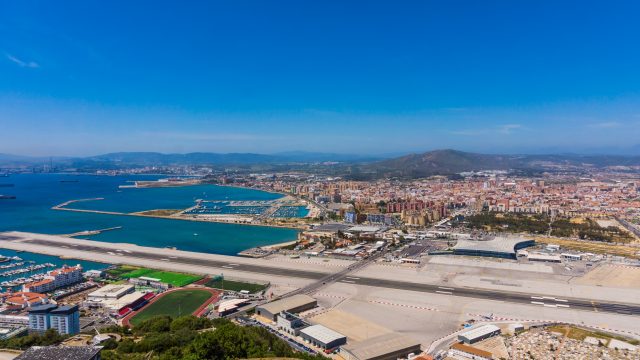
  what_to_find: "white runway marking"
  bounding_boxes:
[436,291,453,295]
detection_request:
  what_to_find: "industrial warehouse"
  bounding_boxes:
[255,294,422,359]
[458,324,502,344]
[340,333,422,360]
[255,294,317,321]
[300,324,347,350]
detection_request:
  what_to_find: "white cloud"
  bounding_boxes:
[450,124,524,137]
[588,121,621,129]
[5,54,39,68]
[498,123,523,134]
[449,129,484,136]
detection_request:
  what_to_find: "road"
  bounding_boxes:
[616,216,640,238]
[285,248,387,296]
[2,233,640,316]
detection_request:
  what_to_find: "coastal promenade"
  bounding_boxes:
[2,231,640,318]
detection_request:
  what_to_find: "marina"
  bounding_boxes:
[0,263,56,278]
[0,261,28,269]
[271,206,310,218]
[184,200,309,218]
[0,248,108,291]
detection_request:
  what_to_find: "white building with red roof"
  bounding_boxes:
[22,265,83,293]
[1,292,48,309]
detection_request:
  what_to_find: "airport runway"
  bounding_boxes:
[339,277,640,316]
[2,233,640,316]
[1,235,326,280]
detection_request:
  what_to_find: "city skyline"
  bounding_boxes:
[2,1,640,156]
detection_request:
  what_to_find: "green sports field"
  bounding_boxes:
[129,289,213,326]
[110,266,202,287]
[204,278,267,293]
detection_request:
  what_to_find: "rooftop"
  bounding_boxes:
[311,223,352,232]
[217,298,249,313]
[3,292,47,306]
[24,279,53,289]
[300,324,346,344]
[88,284,134,299]
[257,294,316,315]
[15,345,101,360]
[50,265,82,276]
[453,236,534,255]
[99,291,147,310]
[28,304,57,314]
[50,305,78,315]
[527,253,562,261]
[341,332,420,360]
[451,343,493,358]
[348,225,383,233]
[459,324,501,340]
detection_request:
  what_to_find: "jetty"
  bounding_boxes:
[52,197,305,230]
[52,198,105,209]
[65,226,123,237]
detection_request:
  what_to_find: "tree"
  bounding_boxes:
[134,315,172,335]
[102,315,327,360]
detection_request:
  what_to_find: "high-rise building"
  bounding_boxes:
[28,304,80,335]
[344,211,357,224]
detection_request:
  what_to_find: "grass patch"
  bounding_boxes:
[135,209,181,216]
[105,265,140,277]
[109,266,202,287]
[536,237,639,259]
[204,279,267,293]
[463,212,634,243]
[129,289,212,326]
[548,325,640,345]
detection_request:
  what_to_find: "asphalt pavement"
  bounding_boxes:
[5,235,640,317]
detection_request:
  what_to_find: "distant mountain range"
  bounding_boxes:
[0,151,381,168]
[362,149,640,178]
[2,149,640,177]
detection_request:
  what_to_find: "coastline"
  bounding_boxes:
[54,205,305,230]
[8,174,310,255]
[261,240,299,250]
[51,180,314,231]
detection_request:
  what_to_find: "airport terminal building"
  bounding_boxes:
[453,236,535,259]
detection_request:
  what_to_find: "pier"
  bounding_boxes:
[52,198,105,210]
[65,226,123,237]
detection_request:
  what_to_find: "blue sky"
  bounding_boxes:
[1,1,640,156]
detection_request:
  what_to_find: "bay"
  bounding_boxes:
[0,174,299,255]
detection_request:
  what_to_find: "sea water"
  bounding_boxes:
[0,174,299,255]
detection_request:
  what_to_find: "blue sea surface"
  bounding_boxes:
[0,174,299,255]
